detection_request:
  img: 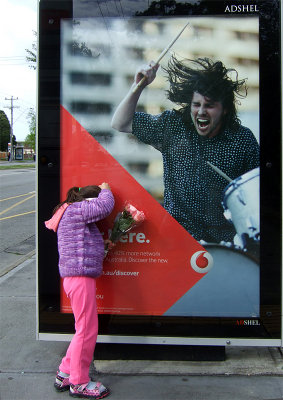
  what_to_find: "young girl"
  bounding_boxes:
[45,183,114,399]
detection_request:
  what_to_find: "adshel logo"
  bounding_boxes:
[236,320,261,326]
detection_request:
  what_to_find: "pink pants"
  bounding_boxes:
[59,276,98,385]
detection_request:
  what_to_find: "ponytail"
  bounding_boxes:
[52,185,101,215]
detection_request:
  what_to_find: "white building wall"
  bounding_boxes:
[61,16,259,201]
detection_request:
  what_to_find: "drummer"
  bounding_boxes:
[111,56,260,243]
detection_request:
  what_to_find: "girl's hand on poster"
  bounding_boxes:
[99,182,111,190]
[104,239,116,251]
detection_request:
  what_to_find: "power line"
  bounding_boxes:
[118,0,125,19]
[0,63,28,66]
[13,107,31,124]
[0,56,26,59]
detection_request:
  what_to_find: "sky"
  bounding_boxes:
[1,0,37,142]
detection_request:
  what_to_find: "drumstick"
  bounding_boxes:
[207,161,233,183]
[132,21,190,93]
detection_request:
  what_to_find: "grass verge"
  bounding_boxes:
[0,163,35,170]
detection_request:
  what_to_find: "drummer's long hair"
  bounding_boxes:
[164,55,248,130]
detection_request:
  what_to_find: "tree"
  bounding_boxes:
[25,29,95,70]
[25,108,36,151]
[25,30,37,70]
[72,41,93,57]
[0,110,12,151]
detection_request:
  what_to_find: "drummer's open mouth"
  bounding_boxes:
[197,118,210,128]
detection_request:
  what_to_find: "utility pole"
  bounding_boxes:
[5,96,19,162]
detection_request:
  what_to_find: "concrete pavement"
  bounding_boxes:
[0,160,36,277]
[0,255,283,400]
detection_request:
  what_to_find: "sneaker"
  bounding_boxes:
[69,381,110,399]
[54,371,70,392]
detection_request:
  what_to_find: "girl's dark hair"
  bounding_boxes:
[53,185,101,214]
[163,55,248,129]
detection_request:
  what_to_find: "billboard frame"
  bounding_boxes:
[37,0,282,347]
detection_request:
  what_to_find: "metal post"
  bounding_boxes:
[5,96,19,162]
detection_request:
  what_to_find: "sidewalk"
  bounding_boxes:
[0,255,283,400]
[0,239,35,277]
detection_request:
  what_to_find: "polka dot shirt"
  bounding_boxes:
[132,109,260,243]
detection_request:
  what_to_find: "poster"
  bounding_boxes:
[59,5,262,318]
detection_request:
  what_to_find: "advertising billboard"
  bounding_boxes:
[38,0,282,345]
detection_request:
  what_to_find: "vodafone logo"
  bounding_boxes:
[190,251,213,273]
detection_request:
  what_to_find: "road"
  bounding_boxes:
[0,167,35,275]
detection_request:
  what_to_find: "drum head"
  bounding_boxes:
[223,167,259,205]
[165,244,259,317]
[222,167,260,243]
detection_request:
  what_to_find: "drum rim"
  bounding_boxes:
[201,242,260,265]
[222,167,260,206]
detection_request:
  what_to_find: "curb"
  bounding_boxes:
[0,249,36,277]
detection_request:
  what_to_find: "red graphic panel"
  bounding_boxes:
[60,106,208,315]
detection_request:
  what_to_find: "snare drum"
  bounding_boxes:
[165,243,259,317]
[222,168,259,248]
